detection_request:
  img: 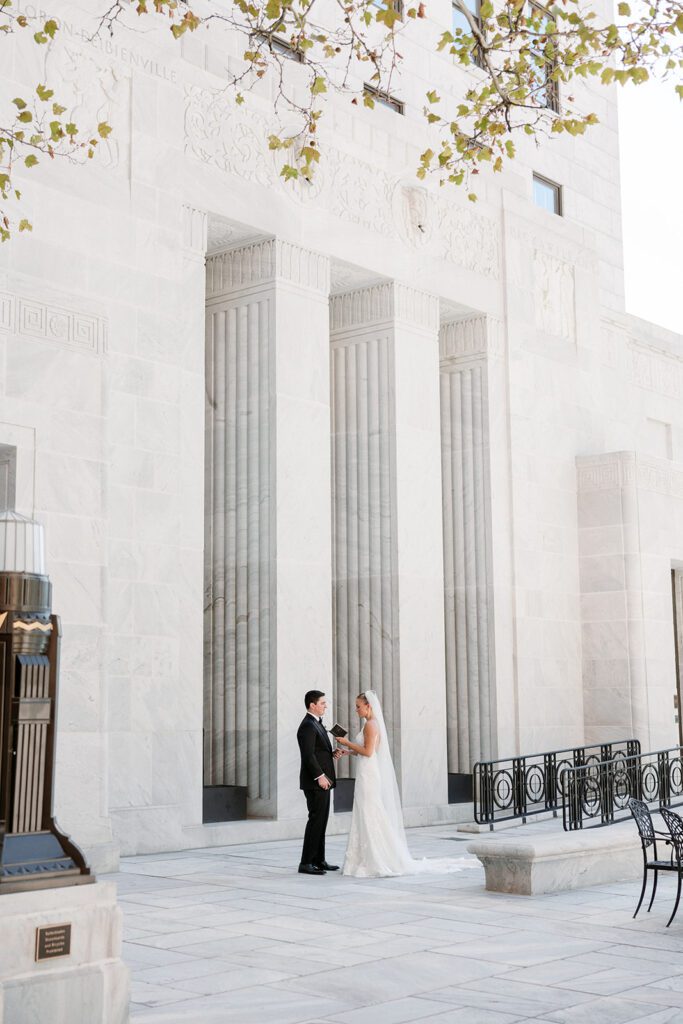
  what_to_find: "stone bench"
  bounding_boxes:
[466,820,642,895]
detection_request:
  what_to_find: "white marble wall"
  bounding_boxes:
[330,283,448,808]
[578,451,683,751]
[500,193,595,755]
[205,239,333,819]
[0,276,117,870]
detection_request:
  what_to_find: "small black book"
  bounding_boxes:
[329,723,348,738]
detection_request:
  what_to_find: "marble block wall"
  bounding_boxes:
[204,239,333,819]
[105,203,206,857]
[0,276,116,871]
[578,451,683,751]
[330,283,448,808]
[501,191,596,755]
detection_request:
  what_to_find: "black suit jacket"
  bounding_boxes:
[297,715,336,791]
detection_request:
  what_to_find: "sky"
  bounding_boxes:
[618,81,683,336]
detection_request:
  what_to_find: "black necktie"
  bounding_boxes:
[318,718,324,726]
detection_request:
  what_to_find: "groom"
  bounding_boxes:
[297,690,341,875]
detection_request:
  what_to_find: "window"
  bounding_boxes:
[533,174,562,215]
[530,3,559,111]
[452,0,482,66]
[0,445,17,511]
[363,85,404,114]
[258,34,305,62]
[372,0,404,17]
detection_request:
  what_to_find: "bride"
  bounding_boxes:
[335,690,469,878]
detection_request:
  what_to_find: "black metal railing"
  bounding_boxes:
[562,745,683,830]
[473,739,641,828]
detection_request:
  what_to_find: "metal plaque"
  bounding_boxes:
[35,923,71,961]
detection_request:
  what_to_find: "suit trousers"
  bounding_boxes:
[301,786,330,866]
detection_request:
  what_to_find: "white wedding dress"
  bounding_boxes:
[342,691,471,878]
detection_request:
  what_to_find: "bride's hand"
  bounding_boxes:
[335,736,349,747]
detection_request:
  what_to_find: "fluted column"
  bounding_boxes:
[331,283,447,809]
[440,316,506,772]
[205,239,332,817]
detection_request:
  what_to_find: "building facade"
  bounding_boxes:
[1,0,682,870]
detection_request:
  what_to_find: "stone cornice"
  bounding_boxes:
[439,315,504,366]
[206,239,330,298]
[329,282,439,336]
[577,452,683,500]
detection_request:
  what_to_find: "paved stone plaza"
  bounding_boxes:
[109,825,683,1024]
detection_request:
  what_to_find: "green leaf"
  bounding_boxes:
[36,84,54,102]
[12,98,27,110]
[98,122,112,138]
[17,111,33,123]
[311,77,327,95]
[43,19,58,38]
[24,155,38,168]
[426,90,440,103]
[617,2,630,14]
[52,103,66,115]
[18,219,33,232]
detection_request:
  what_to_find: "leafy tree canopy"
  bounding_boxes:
[1,0,682,238]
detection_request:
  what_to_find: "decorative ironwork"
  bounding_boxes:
[562,746,683,830]
[473,739,641,828]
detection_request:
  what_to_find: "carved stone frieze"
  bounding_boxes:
[630,346,682,399]
[533,250,576,341]
[184,84,501,279]
[439,315,504,366]
[577,452,683,499]
[330,282,439,336]
[206,239,330,297]
[0,291,107,354]
[45,43,130,174]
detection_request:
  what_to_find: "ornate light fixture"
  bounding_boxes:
[0,511,93,893]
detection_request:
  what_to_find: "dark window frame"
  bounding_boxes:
[532,173,563,216]
[363,84,405,115]
[371,0,405,19]
[451,0,483,68]
[255,33,306,63]
[530,2,560,112]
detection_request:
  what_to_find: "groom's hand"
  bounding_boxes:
[317,775,331,790]
[333,750,346,760]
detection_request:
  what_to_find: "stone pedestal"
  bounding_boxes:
[0,881,129,1024]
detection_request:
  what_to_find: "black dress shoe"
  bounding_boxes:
[315,862,339,871]
[298,863,326,875]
